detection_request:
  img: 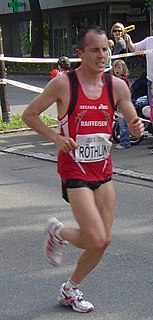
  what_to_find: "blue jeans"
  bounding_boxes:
[119,116,131,147]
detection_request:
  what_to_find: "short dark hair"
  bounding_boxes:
[77,25,107,50]
[57,56,70,70]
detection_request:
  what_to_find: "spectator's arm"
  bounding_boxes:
[124,34,136,52]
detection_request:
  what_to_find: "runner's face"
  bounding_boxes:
[77,32,109,74]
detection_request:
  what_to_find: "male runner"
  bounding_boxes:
[22,26,144,313]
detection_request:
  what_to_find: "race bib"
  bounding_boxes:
[75,133,112,162]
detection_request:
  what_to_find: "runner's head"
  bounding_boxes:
[77,25,107,51]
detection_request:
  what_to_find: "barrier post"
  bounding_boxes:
[0,26,10,122]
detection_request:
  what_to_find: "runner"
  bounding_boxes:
[22,25,144,313]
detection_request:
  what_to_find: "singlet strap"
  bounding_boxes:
[67,70,78,118]
[104,73,116,111]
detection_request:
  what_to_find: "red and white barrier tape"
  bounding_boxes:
[0,78,43,93]
[0,48,152,63]
[111,48,153,60]
[0,57,81,63]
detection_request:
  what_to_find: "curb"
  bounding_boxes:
[0,146,57,162]
[113,167,153,182]
[0,128,32,134]
[1,146,153,182]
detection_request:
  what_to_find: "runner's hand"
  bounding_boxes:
[54,135,78,152]
[128,118,144,138]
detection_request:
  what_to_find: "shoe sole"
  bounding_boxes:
[44,239,62,267]
[58,295,70,306]
[44,217,66,267]
[44,219,62,267]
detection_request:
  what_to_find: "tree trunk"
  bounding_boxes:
[29,0,44,57]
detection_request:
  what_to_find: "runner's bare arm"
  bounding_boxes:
[22,75,78,151]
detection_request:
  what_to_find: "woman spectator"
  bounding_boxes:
[111,22,128,56]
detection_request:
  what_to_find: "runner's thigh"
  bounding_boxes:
[94,180,116,233]
[67,187,105,235]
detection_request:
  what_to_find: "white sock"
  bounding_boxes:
[65,279,79,290]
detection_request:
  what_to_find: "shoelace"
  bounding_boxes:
[69,288,84,302]
[74,288,83,296]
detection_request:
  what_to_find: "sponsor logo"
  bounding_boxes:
[98,104,108,110]
[81,120,107,126]
[80,105,97,110]
[79,104,109,110]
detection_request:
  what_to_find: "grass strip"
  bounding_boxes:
[0,114,58,132]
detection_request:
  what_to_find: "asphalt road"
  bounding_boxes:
[0,149,153,320]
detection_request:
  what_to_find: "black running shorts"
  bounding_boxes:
[62,177,112,203]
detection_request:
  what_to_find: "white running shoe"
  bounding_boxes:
[58,283,94,313]
[44,217,67,267]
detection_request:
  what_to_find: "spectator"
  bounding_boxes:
[50,56,70,79]
[105,39,114,71]
[150,83,153,154]
[108,39,114,51]
[124,28,153,151]
[111,22,128,56]
[112,59,131,149]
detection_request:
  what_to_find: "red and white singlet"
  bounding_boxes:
[57,70,115,182]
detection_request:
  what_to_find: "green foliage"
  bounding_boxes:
[6,62,51,74]
[145,0,153,8]
[0,114,57,131]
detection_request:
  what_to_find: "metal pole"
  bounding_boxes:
[0,26,10,122]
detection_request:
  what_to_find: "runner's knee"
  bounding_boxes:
[86,231,112,250]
